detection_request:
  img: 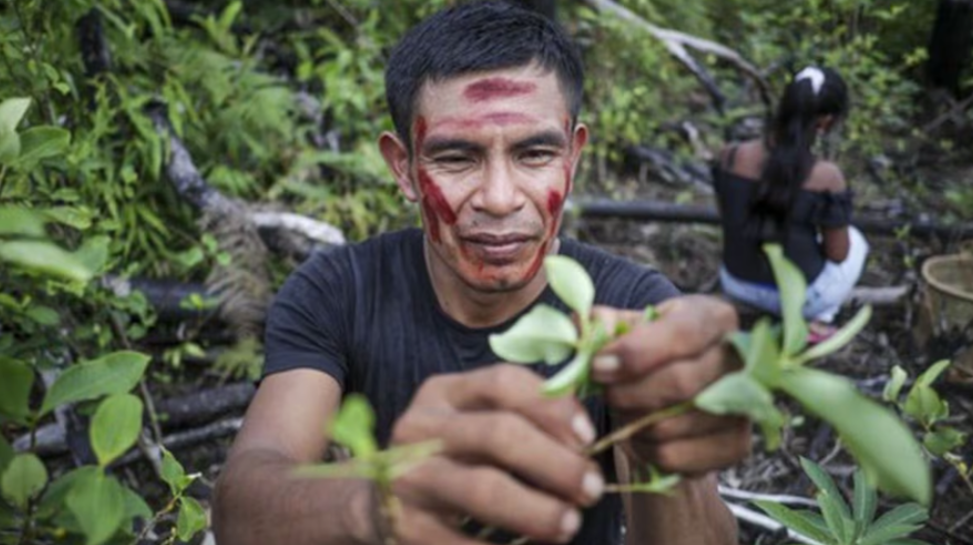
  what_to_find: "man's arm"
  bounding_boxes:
[213,370,379,545]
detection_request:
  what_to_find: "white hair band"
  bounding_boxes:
[795,67,825,95]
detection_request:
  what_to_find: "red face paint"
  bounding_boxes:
[547,189,564,217]
[413,116,457,244]
[464,78,537,103]
[523,242,548,282]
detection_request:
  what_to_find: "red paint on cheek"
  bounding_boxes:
[417,167,457,244]
[524,243,547,281]
[547,189,564,216]
[463,78,537,103]
[414,116,428,150]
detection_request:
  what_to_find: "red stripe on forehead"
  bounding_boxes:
[464,78,537,103]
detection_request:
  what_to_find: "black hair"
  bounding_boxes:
[384,0,584,150]
[750,66,849,239]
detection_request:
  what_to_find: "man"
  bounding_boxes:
[213,2,748,544]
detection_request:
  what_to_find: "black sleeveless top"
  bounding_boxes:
[713,156,853,285]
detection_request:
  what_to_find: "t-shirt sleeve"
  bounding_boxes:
[625,267,681,310]
[262,252,350,387]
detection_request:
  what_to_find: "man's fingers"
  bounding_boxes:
[396,508,487,545]
[393,411,603,507]
[413,364,596,448]
[603,346,731,412]
[397,457,582,543]
[624,420,752,476]
[592,296,738,382]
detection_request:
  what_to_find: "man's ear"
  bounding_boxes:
[379,131,418,202]
[568,123,589,184]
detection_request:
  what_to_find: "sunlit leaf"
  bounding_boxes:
[40,351,150,415]
[66,470,125,545]
[1,454,48,509]
[753,501,832,543]
[882,366,908,403]
[0,127,20,164]
[0,206,46,237]
[903,384,947,429]
[161,448,195,495]
[489,304,577,365]
[16,126,70,165]
[0,240,92,282]
[763,244,808,356]
[545,255,594,316]
[44,206,94,231]
[331,394,377,458]
[90,394,144,467]
[0,357,34,421]
[542,351,591,397]
[0,97,31,132]
[729,318,781,387]
[795,305,872,365]
[696,372,784,449]
[75,235,111,274]
[781,369,930,504]
[176,496,208,542]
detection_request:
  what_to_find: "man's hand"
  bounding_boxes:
[589,295,751,474]
[370,365,604,544]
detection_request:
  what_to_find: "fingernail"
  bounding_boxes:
[560,509,581,539]
[572,413,596,445]
[592,354,620,373]
[582,471,604,501]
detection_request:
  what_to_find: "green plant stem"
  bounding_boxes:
[584,400,695,457]
[132,495,180,545]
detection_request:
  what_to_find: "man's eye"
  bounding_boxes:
[521,149,557,165]
[435,155,474,166]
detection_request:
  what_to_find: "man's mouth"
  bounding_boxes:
[460,233,535,262]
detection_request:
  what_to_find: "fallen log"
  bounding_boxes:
[572,199,973,240]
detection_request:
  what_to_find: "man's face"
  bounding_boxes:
[382,65,587,293]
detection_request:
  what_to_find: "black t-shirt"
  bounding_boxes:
[264,228,679,545]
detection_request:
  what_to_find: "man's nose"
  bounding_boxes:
[472,160,527,217]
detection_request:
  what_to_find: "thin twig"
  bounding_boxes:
[585,401,694,457]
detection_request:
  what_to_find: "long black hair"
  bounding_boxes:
[750,66,849,239]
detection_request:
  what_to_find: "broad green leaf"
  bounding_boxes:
[545,255,594,316]
[923,426,966,457]
[176,496,208,541]
[0,127,20,164]
[0,240,92,282]
[121,485,153,521]
[90,394,144,467]
[883,366,908,403]
[763,244,808,356]
[331,394,377,458]
[0,206,46,237]
[0,97,31,132]
[696,372,784,449]
[915,360,950,388]
[795,305,872,365]
[44,206,94,231]
[25,305,59,326]
[161,448,193,495]
[0,357,34,421]
[66,470,125,545]
[859,503,928,545]
[753,501,833,543]
[16,126,70,165]
[852,468,878,526]
[489,304,578,365]
[0,435,13,473]
[40,351,150,416]
[781,369,930,504]
[542,351,591,397]
[903,385,946,429]
[1,454,48,509]
[729,318,781,387]
[35,466,94,520]
[75,235,111,274]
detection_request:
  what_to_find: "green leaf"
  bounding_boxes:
[915,360,950,388]
[794,305,872,365]
[176,496,208,541]
[781,369,930,504]
[923,426,966,457]
[0,97,31,132]
[0,127,20,164]
[852,468,878,526]
[542,351,591,397]
[331,394,377,458]
[66,470,126,545]
[40,351,150,416]
[25,305,60,326]
[121,485,153,521]
[801,458,847,514]
[729,318,781,387]
[44,206,94,231]
[0,357,34,421]
[883,366,908,403]
[545,255,594,316]
[0,207,46,237]
[753,501,833,543]
[903,385,946,429]
[763,244,808,356]
[819,488,856,544]
[90,394,144,467]
[161,448,194,495]
[489,304,578,365]
[0,435,13,474]
[0,240,93,282]
[695,372,784,449]
[859,503,928,545]
[75,235,111,275]
[16,126,70,165]
[35,466,93,520]
[1,454,48,509]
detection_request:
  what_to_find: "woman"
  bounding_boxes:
[713,66,869,340]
